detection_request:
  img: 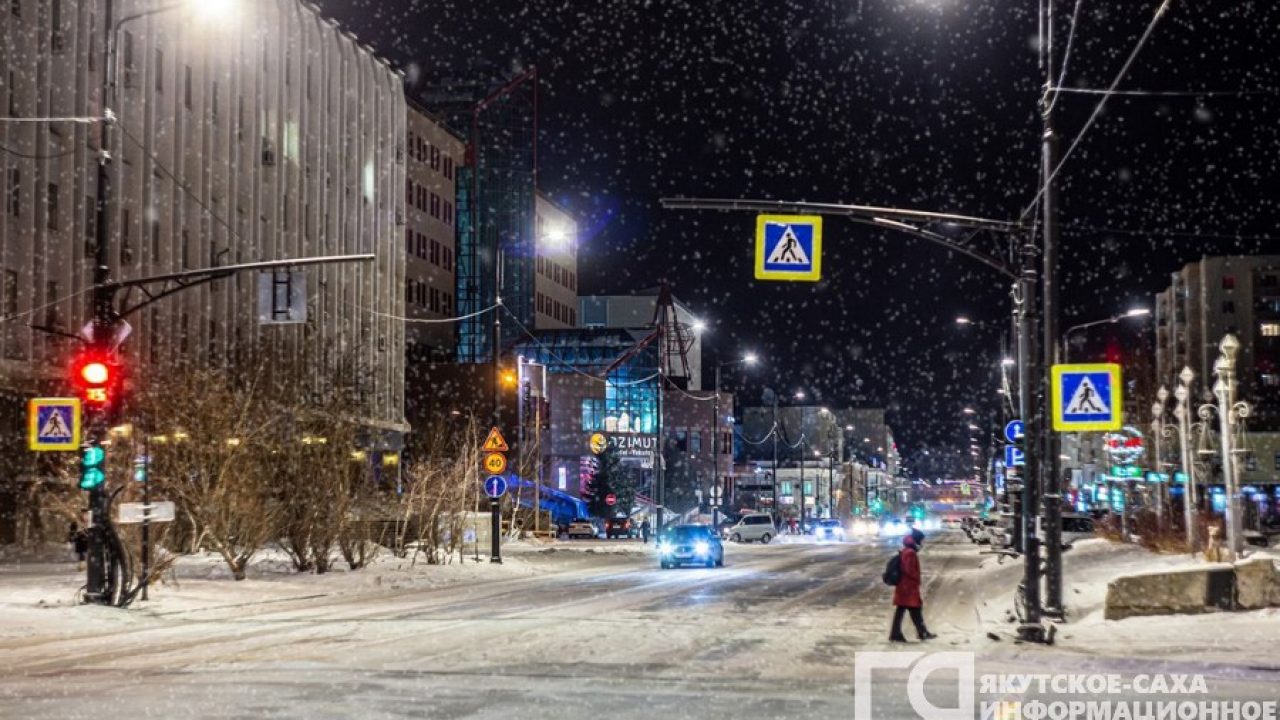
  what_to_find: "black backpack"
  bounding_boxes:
[882,552,902,586]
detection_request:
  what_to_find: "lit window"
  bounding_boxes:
[1262,323,1280,337]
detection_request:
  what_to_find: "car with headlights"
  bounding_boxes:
[566,518,598,539]
[657,525,724,569]
[726,512,776,544]
[814,518,846,542]
[851,518,879,537]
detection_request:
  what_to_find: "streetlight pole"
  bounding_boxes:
[712,353,758,529]
[1152,387,1170,531]
[1213,334,1248,557]
[1174,367,1198,553]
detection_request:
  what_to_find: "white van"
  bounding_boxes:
[727,513,776,544]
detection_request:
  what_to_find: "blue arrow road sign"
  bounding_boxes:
[1004,445,1025,468]
[484,475,507,499]
[1003,420,1025,444]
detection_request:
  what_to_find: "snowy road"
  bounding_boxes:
[3,534,1278,719]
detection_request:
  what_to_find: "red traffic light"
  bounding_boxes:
[80,361,110,385]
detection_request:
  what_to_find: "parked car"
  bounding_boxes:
[814,518,846,542]
[566,518,597,539]
[605,517,633,539]
[656,525,724,569]
[1060,513,1095,548]
[726,513,775,544]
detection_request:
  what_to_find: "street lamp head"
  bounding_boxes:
[844,425,854,431]
[691,319,707,334]
[1124,307,1152,319]
[742,352,759,366]
[1001,357,1016,367]
[1219,333,1240,360]
[962,407,976,415]
[1213,355,1230,376]
[1157,386,1169,402]
[1174,385,1188,402]
[794,390,805,400]
[192,0,240,21]
[1179,366,1195,385]
[967,423,979,430]
[1151,402,1163,416]
[955,316,973,326]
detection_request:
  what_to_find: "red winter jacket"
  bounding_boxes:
[892,546,922,608]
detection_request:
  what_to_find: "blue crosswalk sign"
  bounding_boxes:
[1052,363,1123,431]
[754,215,822,281]
[28,398,81,452]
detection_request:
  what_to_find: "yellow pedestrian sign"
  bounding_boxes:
[28,398,82,451]
[482,427,509,452]
[754,214,822,282]
[1052,363,1123,431]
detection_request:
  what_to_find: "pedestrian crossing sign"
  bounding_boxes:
[755,214,822,282]
[28,398,82,451]
[1051,363,1122,432]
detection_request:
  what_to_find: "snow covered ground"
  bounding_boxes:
[1,532,1277,719]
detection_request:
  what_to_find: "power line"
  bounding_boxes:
[0,141,78,160]
[119,124,242,244]
[0,115,104,124]
[1022,0,1175,222]
[1062,222,1279,243]
[1045,0,1086,114]
[1050,87,1277,98]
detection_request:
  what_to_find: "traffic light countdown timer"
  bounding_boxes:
[72,351,122,417]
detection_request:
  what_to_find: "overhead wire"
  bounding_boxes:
[1021,0,1175,222]
[1044,0,1085,115]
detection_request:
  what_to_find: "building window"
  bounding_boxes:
[45,182,58,230]
[1222,276,1235,290]
[444,157,454,180]
[10,0,19,18]
[4,270,18,316]
[7,71,16,117]
[44,281,58,327]
[84,194,97,255]
[1245,453,1258,472]
[6,168,18,217]
[1262,323,1280,337]
[121,208,133,264]
[691,431,701,454]
[50,0,63,53]
[211,81,219,123]
[150,218,161,260]
[155,49,163,92]
[123,31,134,69]
[430,145,440,170]
[1223,301,1235,314]
[184,65,193,109]
[1275,452,1280,471]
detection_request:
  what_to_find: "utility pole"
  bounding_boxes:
[712,363,722,530]
[1018,230,1047,640]
[1039,0,1066,622]
[772,393,780,525]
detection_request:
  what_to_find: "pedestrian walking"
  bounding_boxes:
[889,535,936,642]
[68,522,88,571]
[640,518,651,544]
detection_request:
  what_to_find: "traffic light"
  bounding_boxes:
[80,441,106,490]
[71,351,121,415]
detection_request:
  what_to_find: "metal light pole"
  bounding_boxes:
[1174,367,1198,553]
[712,353,757,529]
[1213,334,1248,557]
[1151,387,1169,530]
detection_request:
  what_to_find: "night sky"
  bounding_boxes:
[315,0,1280,460]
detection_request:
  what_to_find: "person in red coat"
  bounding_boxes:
[890,535,937,642]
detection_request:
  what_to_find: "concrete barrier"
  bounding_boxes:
[1234,557,1280,610]
[1103,565,1233,620]
[1104,558,1280,620]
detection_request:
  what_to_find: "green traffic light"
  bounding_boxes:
[80,443,106,490]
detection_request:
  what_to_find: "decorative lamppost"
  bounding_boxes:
[1173,367,1198,553]
[1212,334,1250,557]
[1151,386,1169,531]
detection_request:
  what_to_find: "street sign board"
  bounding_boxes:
[1110,465,1143,479]
[1003,420,1025,444]
[1052,363,1122,431]
[27,398,81,451]
[754,214,822,282]
[1004,445,1025,468]
[483,452,508,475]
[257,271,307,324]
[481,427,509,452]
[484,475,507,498]
[605,493,617,506]
[117,501,176,524]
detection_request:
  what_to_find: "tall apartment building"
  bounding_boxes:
[404,102,463,361]
[1154,256,1280,430]
[534,193,579,330]
[1,0,407,435]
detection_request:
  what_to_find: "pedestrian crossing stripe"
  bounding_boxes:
[27,398,82,451]
[754,214,822,282]
[1051,363,1123,432]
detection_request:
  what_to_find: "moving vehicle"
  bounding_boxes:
[814,518,846,542]
[566,518,597,539]
[726,513,775,544]
[605,517,633,539]
[657,525,724,569]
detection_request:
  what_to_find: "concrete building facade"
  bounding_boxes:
[534,194,578,330]
[404,102,463,360]
[1,0,408,433]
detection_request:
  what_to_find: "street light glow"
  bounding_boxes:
[794,390,805,400]
[191,0,240,21]
[691,319,707,333]
[1001,357,1016,367]
[955,316,972,325]
[962,407,976,415]
[743,352,759,365]
[1124,307,1151,318]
